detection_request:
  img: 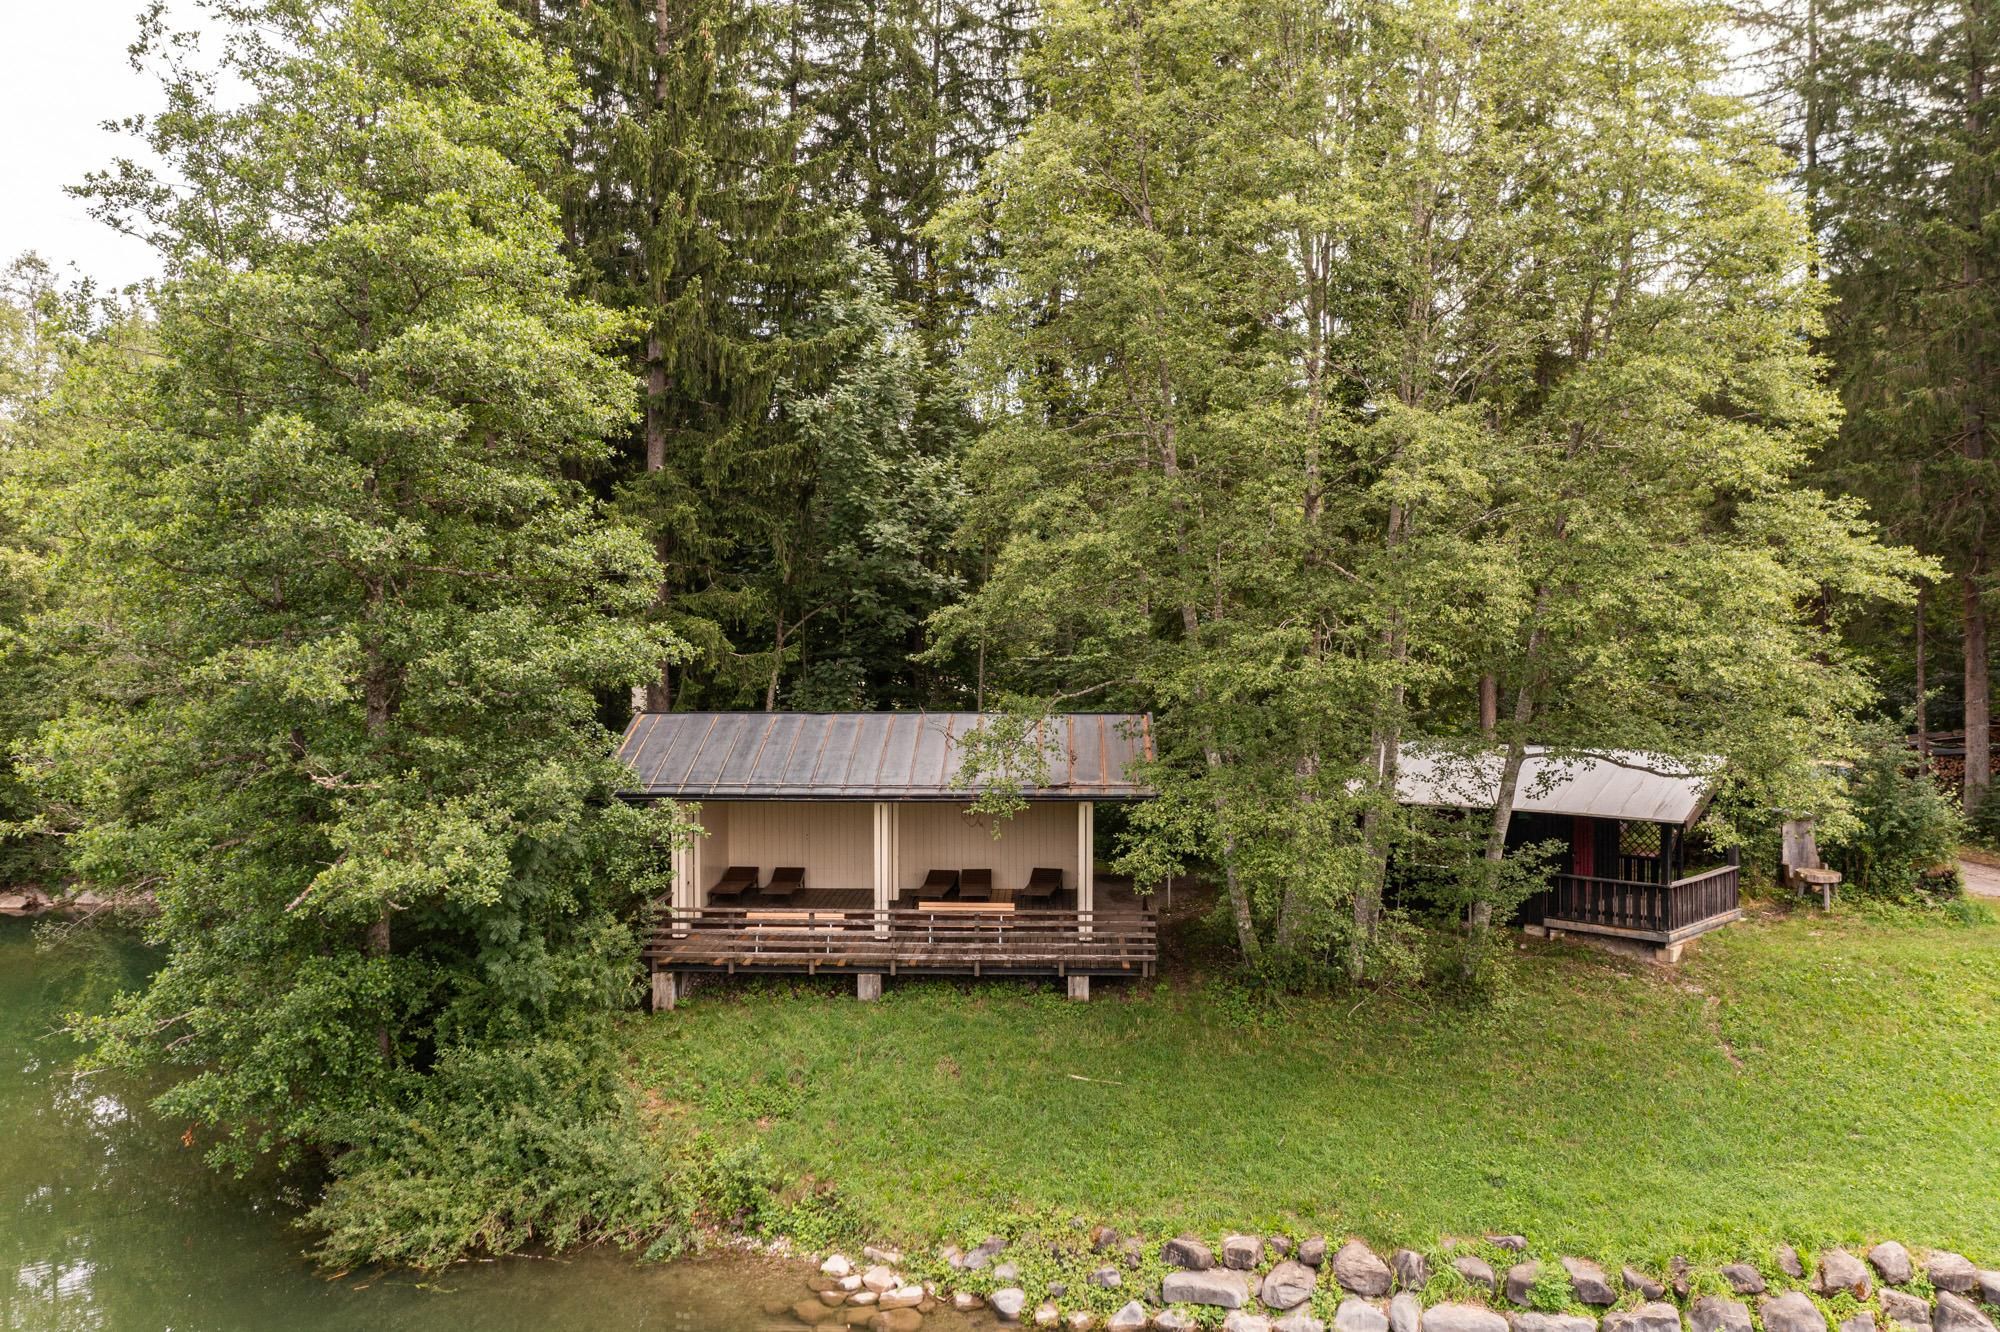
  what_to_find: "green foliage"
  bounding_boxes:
[9,0,691,1265]
[305,1034,687,1270]
[1825,727,1968,896]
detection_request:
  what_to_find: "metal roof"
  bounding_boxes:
[615,712,1155,802]
[1395,744,1715,826]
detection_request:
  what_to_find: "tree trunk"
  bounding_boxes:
[1478,674,1498,736]
[1916,584,1929,763]
[1966,560,1991,814]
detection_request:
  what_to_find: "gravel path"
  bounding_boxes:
[1960,858,2000,898]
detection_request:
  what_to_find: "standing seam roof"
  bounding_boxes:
[615,712,1156,801]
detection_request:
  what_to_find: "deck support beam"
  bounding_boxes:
[651,968,678,1013]
[1067,975,1091,1002]
[857,973,883,1002]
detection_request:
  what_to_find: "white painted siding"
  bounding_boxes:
[893,802,1079,896]
[705,800,874,891]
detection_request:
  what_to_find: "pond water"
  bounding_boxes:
[0,917,978,1332]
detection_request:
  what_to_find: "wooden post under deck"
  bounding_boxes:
[651,968,677,1013]
[1067,975,1091,1002]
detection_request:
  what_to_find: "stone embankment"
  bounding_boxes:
[768,1232,2000,1332]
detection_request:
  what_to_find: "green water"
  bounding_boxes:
[0,917,952,1332]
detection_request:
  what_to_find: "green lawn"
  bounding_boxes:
[626,904,2000,1271]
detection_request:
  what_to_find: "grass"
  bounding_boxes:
[625,900,2000,1272]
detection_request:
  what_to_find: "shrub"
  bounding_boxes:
[306,1030,690,1271]
[1825,726,1965,898]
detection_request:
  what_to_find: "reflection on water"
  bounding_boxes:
[0,918,978,1332]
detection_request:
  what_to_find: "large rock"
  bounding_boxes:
[1090,1267,1124,1289]
[868,1311,922,1332]
[1936,1293,1998,1332]
[1092,1225,1123,1251]
[1153,1314,1197,1332]
[1226,1236,1268,1271]
[878,1287,923,1310]
[1456,1257,1498,1294]
[1336,1241,1395,1298]
[1270,1236,1295,1259]
[1035,1304,1060,1329]
[1844,1314,1878,1332]
[964,1237,1008,1272]
[1262,1261,1320,1311]
[1603,1303,1681,1332]
[1395,1251,1432,1291]
[1164,1269,1252,1310]
[1881,1289,1933,1331]
[1300,1238,1329,1269]
[1691,1296,1754,1332]
[1762,1292,1831,1332]
[1819,1251,1873,1300]
[1505,1262,1541,1307]
[1512,1315,1597,1332]
[1224,1316,1275,1332]
[1778,1248,1807,1281]
[994,1263,1022,1283]
[1391,1294,1425,1332]
[1279,1316,1329,1332]
[989,1287,1028,1322]
[1931,1256,1981,1296]
[1336,1300,1390,1332]
[823,1255,856,1277]
[1624,1268,1666,1302]
[1722,1264,1767,1296]
[1871,1244,1916,1287]
[1066,1314,1096,1332]
[862,1266,900,1294]
[1977,1272,2000,1308]
[952,1291,984,1312]
[793,1298,842,1325]
[1424,1304,1510,1332]
[1165,1237,1216,1271]
[1109,1302,1152,1331]
[1564,1258,1616,1307]
[1491,1237,1530,1252]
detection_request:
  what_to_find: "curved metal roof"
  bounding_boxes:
[615,711,1155,802]
[1395,744,1716,826]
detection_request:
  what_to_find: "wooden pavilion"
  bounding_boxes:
[616,711,1158,1006]
[1396,744,1743,953]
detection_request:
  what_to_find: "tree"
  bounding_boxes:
[1752,0,2000,814]
[24,0,682,1223]
[944,0,1922,976]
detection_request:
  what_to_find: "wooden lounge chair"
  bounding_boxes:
[762,866,805,904]
[1018,866,1063,904]
[917,868,958,901]
[709,866,759,904]
[958,868,994,901]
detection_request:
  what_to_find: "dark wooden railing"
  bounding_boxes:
[644,906,1158,978]
[1547,864,1740,938]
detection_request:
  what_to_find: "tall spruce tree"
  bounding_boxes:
[1753,0,2000,815]
[23,0,683,1242]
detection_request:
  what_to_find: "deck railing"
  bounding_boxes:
[644,905,1158,977]
[1546,863,1740,937]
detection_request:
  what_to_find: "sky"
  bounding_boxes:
[0,1,218,291]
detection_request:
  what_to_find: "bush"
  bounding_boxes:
[1826,727,1965,898]
[306,1030,692,1271]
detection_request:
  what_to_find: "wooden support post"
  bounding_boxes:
[857,973,883,1002]
[872,801,893,939]
[1077,801,1096,937]
[1067,975,1091,1002]
[651,968,677,1013]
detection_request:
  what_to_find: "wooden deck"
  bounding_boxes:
[1542,863,1742,943]
[645,879,1157,982]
